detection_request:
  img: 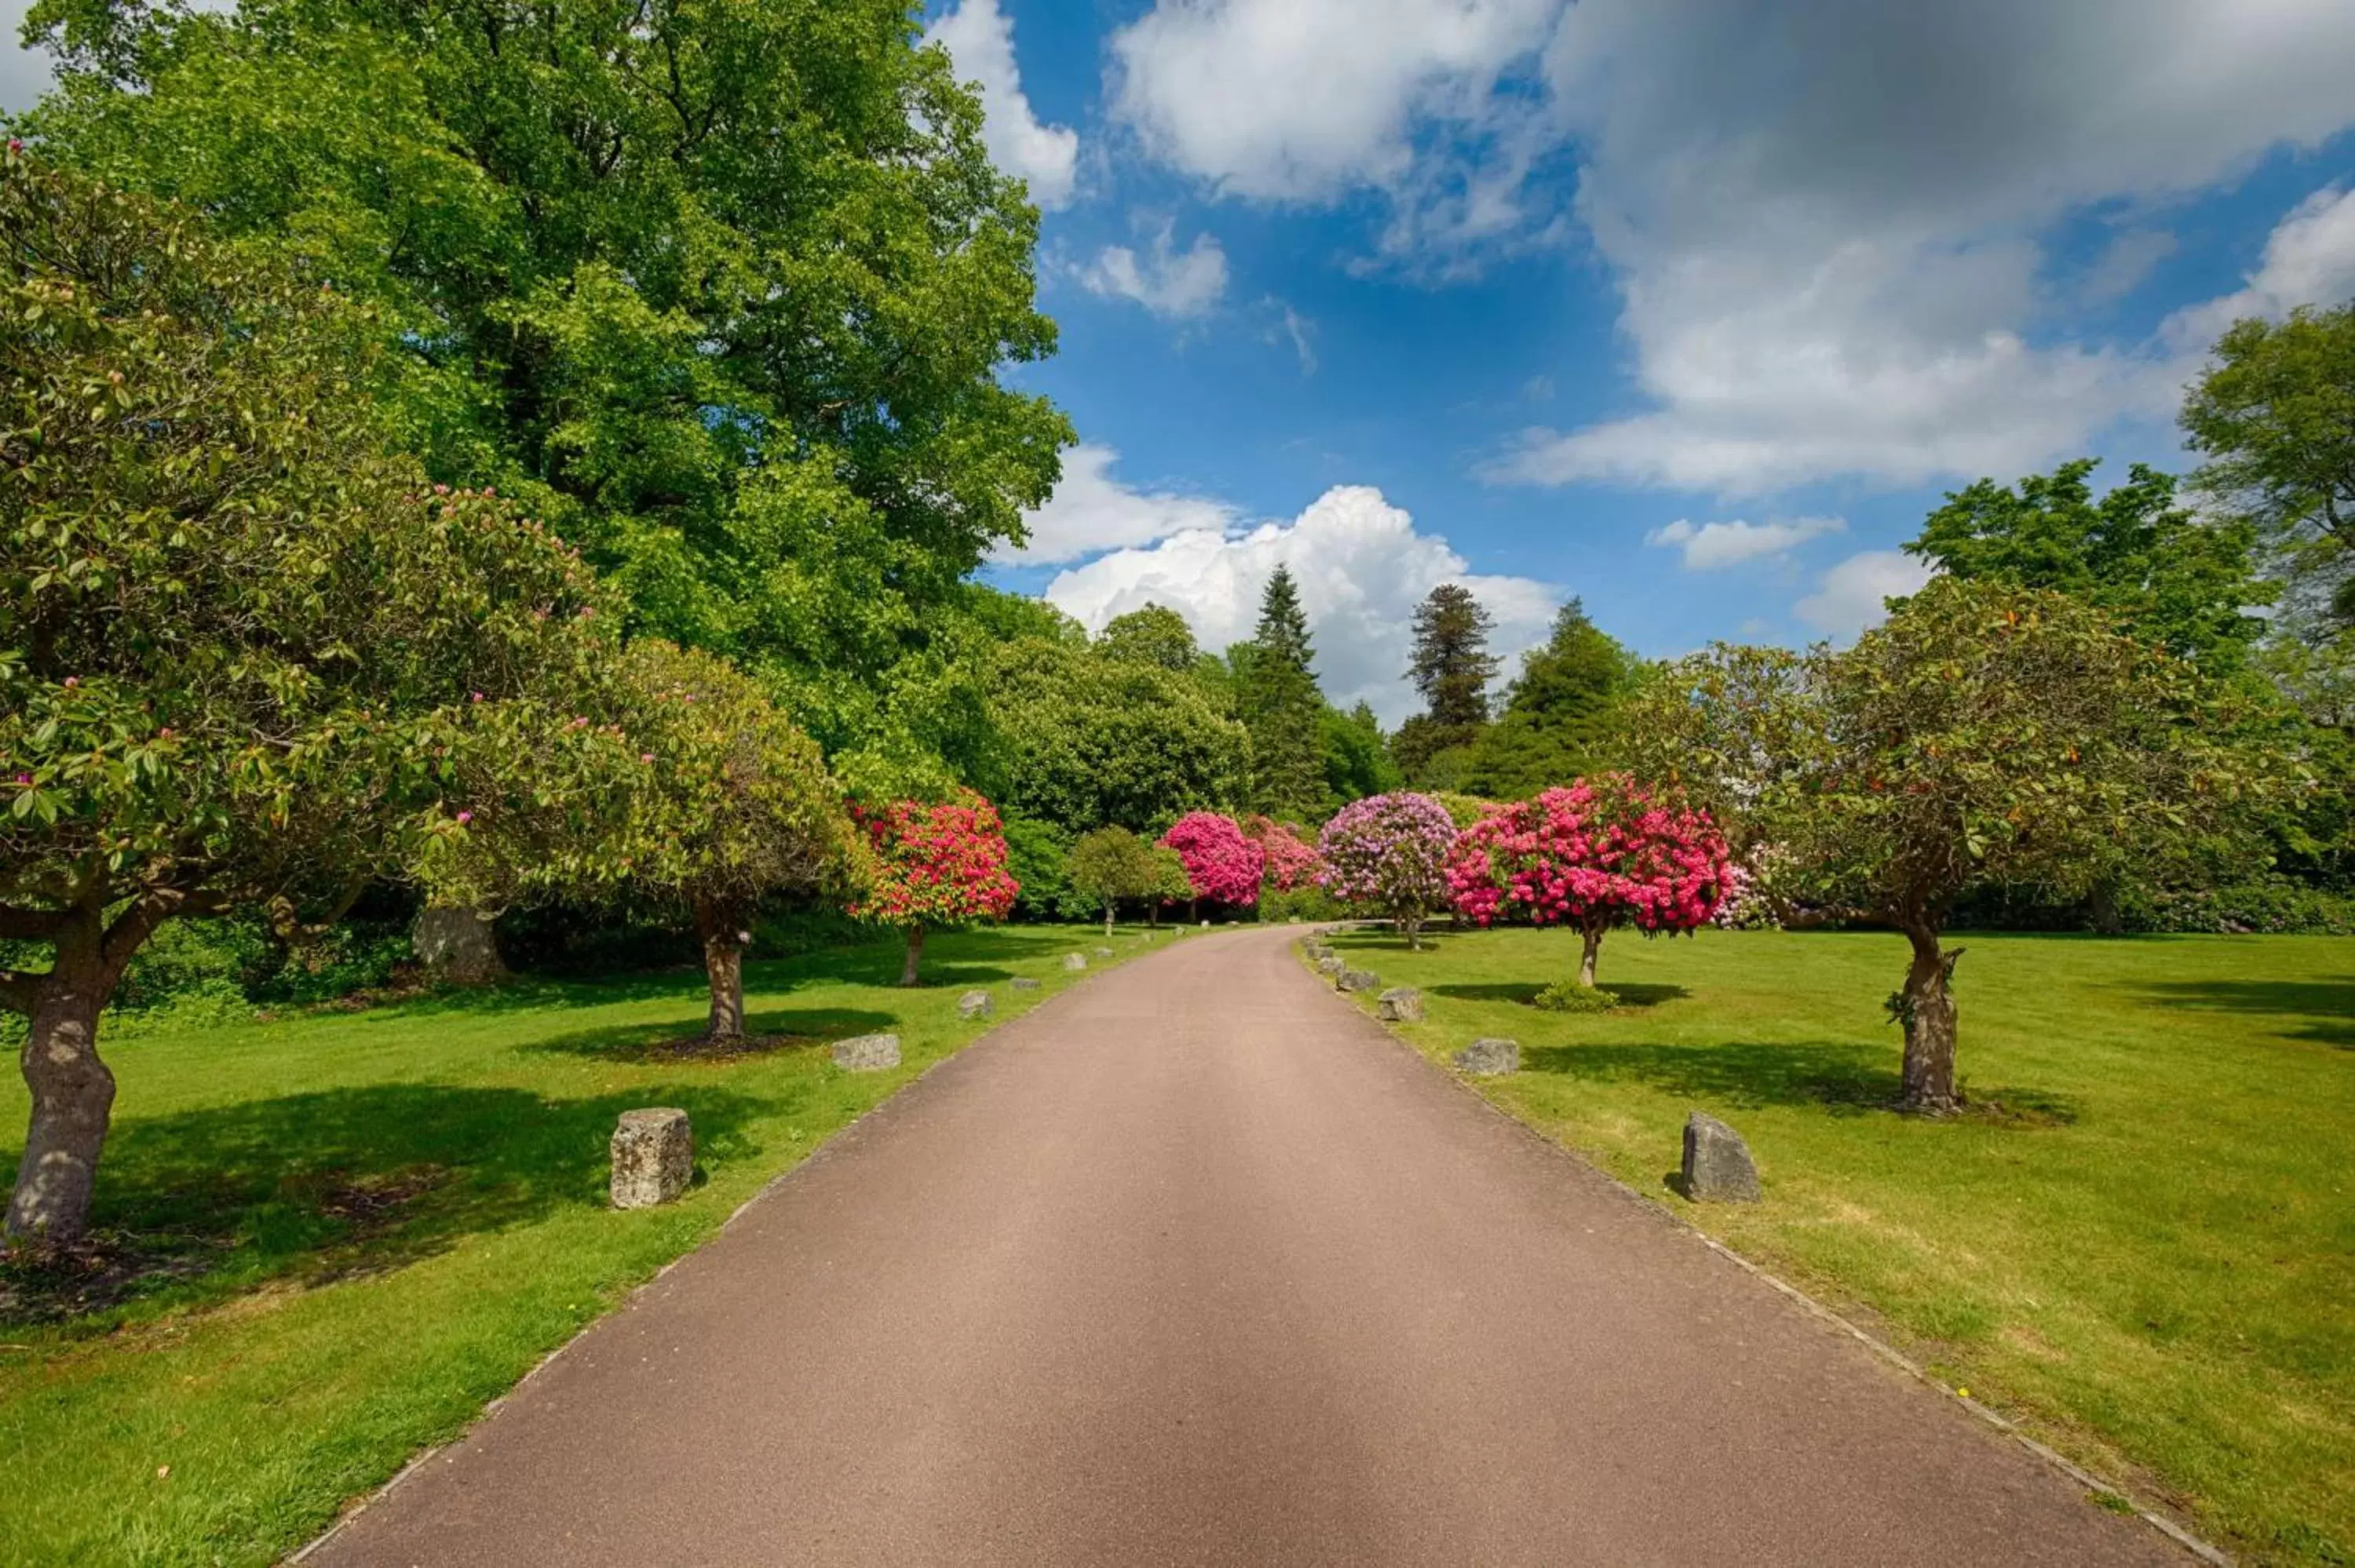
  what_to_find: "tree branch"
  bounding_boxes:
[0,905,68,942]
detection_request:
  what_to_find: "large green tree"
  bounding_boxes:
[1464,600,1638,799]
[1623,578,2277,1112]
[1320,700,1401,807]
[2183,302,2355,638]
[1393,584,1498,783]
[1904,459,2270,674]
[1237,566,1327,819]
[987,638,1250,837]
[1097,603,1200,672]
[17,0,1074,778]
[0,158,617,1238]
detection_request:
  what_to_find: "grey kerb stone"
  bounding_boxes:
[1061,952,1088,972]
[1338,968,1380,993]
[1454,1038,1519,1075]
[1376,986,1425,1023]
[1682,1111,1762,1202]
[1315,955,1345,976]
[958,990,992,1020]
[610,1108,692,1209]
[832,1032,902,1072]
[1093,946,1114,957]
[1012,977,1042,990]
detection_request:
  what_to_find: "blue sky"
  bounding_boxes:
[7,2,2354,720]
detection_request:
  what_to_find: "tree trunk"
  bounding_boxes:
[1403,911,1423,951]
[693,899,746,1042]
[1148,902,1159,930]
[413,903,507,986]
[900,924,926,988]
[1899,926,1963,1112]
[1104,902,1115,939]
[1577,924,1605,989]
[2087,879,2124,937]
[7,977,114,1244]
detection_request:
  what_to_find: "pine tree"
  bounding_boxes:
[1460,600,1638,799]
[1240,566,1328,819]
[1395,583,1499,785]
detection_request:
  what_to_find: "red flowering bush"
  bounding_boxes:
[849,790,1020,985]
[1160,811,1264,909]
[1243,815,1323,892]
[1445,774,1732,989]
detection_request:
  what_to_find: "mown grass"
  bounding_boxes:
[1314,924,2353,1566]
[0,924,1162,1566]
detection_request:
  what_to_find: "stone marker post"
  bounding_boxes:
[1681,1111,1762,1202]
[611,1108,693,1209]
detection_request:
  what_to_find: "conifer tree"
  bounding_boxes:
[1396,583,1500,786]
[1462,601,1638,798]
[1239,567,1327,819]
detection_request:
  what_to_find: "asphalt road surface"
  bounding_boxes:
[309,926,2179,1567]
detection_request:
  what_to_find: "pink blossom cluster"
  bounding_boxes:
[1316,793,1457,919]
[1242,815,1322,892]
[1160,811,1264,906]
[1445,776,1731,935]
[849,790,1020,928]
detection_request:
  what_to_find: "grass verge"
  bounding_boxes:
[1313,924,2353,1566]
[0,924,1163,1566]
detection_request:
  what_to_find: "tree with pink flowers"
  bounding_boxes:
[849,791,1020,986]
[1159,811,1264,914]
[1316,793,1459,949]
[1445,775,1732,990]
[1243,815,1323,893]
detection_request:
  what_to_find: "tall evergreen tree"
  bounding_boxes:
[1239,566,1327,819]
[1462,600,1638,799]
[1395,583,1499,786]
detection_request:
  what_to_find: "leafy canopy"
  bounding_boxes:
[1463,600,1638,800]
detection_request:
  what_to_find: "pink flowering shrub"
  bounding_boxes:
[849,790,1020,984]
[1445,774,1732,987]
[1161,811,1264,907]
[1316,791,1459,948]
[1243,815,1323,892]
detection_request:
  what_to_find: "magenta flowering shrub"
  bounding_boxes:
[1161,811,1265,906]
[1315,792,1459,946]
[1445,775,1732,986]
[1243,814,1323,892]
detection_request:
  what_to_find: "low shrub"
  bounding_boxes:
[1533,980,1620,1013]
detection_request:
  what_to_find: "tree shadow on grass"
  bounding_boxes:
[1432,981,1691,1008]
[521,1007,900,1063]
[2,1081,776,1329]
[2129,978,2355,1048]
[1521,1038,2083,1125]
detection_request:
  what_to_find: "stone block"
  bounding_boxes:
[1013,976,1042,990]
[1682,1112,1762,1202]
[1315,955,1345,976]
[1376,986,1425,1023]
[610,1108,692,1209]
[1454,1037,1520,1075]
[957,990,992,1021]
[832,1032,902,1072]
[1338,968,1379,993]
[1061,952,1087,972]
[1094,946,1114,957]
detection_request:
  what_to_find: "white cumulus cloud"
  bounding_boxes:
[1794,551,1937,640]
[925,0,1080,210]
[1647,516,1846,571]
[2161,184,2355,356]
[1078,221,1230,318]
[1043,484,1557,723]
[999,444,1240,566]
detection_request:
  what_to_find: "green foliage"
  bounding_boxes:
[1068,826,1170,928]
[1320,700,1402,806]
[1904,459,2270,674]
[19,0,1076,776]
[987,637,1249,837]
[1097,603,1199,671]
[1397,583,1497,780]
[1237,567,1327,819]
[1463,600,1638,799]
[1532,979,1619,1013]
[2183,302,2355,638]
[1258,884,1343,922]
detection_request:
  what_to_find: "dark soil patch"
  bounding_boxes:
[0,1232,224,1326]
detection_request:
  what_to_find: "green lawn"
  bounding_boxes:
[1314,924,2353,1566]
[0,924,1158,1566]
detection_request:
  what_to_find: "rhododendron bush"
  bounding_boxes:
[1316,792,1459,949]
[1446,775,1732,987]
[1243,815,1323,892]
[850,791,1020,986]
[1160,812,1264,909]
